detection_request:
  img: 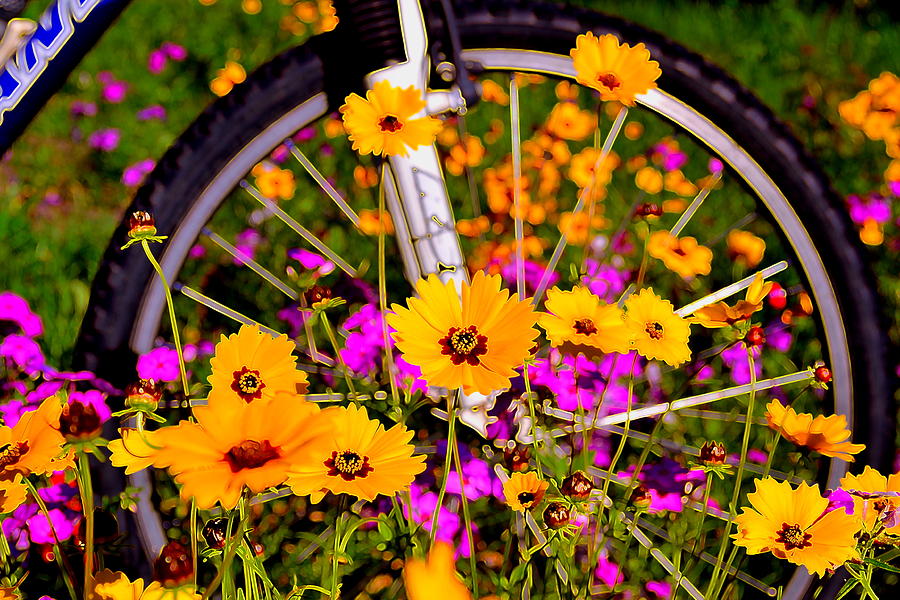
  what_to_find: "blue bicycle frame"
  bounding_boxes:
[0,0,131,153]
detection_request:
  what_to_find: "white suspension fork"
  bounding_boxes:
[366,0,498,436]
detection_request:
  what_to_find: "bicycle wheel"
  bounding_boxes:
[74,1,893,597]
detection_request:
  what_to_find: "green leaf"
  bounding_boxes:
[377,519,394,541]
[863,556,900,573]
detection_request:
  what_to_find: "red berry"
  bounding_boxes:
[745,326,766,347]
[767,282,787,310]
[815,366,832,383]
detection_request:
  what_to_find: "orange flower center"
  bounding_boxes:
[573,318,598,335]
[225,440,279,472]
[439,325,488,366]
[774,523,812,551]
[378,114,404,133]
[0,441,28,469]
[645,321,665,340]
[517,491,536,508]
[231,366,266,402]
[597,72,622,90]
[325,449,374,481]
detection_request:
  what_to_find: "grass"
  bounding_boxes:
[1,0,896,364]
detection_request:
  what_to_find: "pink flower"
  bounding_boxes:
[288,248,335,275]
[88,128,120,152]
[68,390,111,422]
[70,100,97,117]
[122,159,155,186]
[647,581,672,599]
[708,158,724,174]
[27,508,78,544]
[0,291,43,336]
[234,229,262,266]
[162,42,187,61]
[136,346,180,382]
[595,555,624,587]
[148,49,167,74]
[137,105,167,121]
[102,80,128,103]
[847,193,891,225]
[0,334,45,375]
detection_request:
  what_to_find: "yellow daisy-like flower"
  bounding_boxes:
[0,396,68,480]
[286,404,425,502]
[0,589,18,600]
[539,287,631,356]
[152,391,331,509]
[567,147,620,189]
[647,231,713,279]
[839,466,900,537]
[108,428,162,475]
[340,81,443,157]
[545,102,596,141]
[727,230,766,268]
[732,477,860,577]
[635,166,663,194]
[0,475,27,514]
[571,32,662,106]
[624,288,691,366]
[403,542,472,600]
[92,569,201,600]
[558,211,609,246]
[690,273,773,329]
[503,471,549,512]
[765,400,865,461]
[208,324,309,405]
[386,271,539,396]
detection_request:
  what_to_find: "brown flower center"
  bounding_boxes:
[774,523,812,551]
[225,440,280,472]
[517,491,537,508]
[645,321,665,340]
[0,441,28,469]
[231,366,266,402]
[597,72,622,90]
[573,318,598,335]
[439,325,488,366]
[325,450,374,481]
[378,114,404,133]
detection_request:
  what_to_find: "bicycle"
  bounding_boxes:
[1,0,894,598]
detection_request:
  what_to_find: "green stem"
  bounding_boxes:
[141,240,190,398]
[330,499,346,600]
[203,502,248,600]
[239,500,255,600]
[319,312,358,402]
[430,396,458,546]
[190,500,198,588]
[76,453,95,596]
[377,164,401,406]
[452,434,480,599]
[521,364,544,479]
[24,479,78,600]
[674,473,713,599]
[597,354,639,524]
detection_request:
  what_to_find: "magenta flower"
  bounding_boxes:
[1,334,46,375]
[68,390,112,423]
[595,555,625,587]
[233,229,262,266]
[647,581,672,599]
[709,158,724,174]
[26,508,78,544]
[136,346,181,382]
[445,456,503,500]
[189,243,206,258]
[721,343,762,384]
[826,488,855,515]
[88,128,121,152]
[0,291,43,336]
[70,100,97,117]
[394,355,428,395]
[148,49,167,74]
[122,159,155,186]
[847,193,891,226]
[162,42,187,61]
[137,105,167,121]
[582,258,629,303]
[288,247,335,275]
[100,79,128,103]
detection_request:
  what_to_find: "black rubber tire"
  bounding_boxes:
[74,0,895,590]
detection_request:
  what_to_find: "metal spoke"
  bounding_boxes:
[202,227,299,300]
[619,515,705,600]
[533,106,629,306]
[675,260,789,317]
[241,180,358,277]
[669,171,722,237]
[176,283,283,336]
[286,139,361,228]
[510,75,526,300]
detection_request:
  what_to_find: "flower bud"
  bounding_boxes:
[153,540,193,586]
[767,282,787,310]
[201,517,235,551]
[304,284,332,307]
[745,325,766,348]
[814,365,832,384]
[561,471,593,501]
[59,400,103,442]
[128,211,157,238]
[635,202,663,218]
[699,441,727,466]
[543,502,571,529]
[125,379,163,412]
[630,485,652,508]
[503,446,530,473]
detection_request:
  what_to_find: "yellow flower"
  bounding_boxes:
[539,287,631,356]
[733,478,860,576]
[108,429,161,475]
[635,166,663,194]
[568,147,620,189]
[571,32,661,106]
[387,271,539,395]
[624,288,691,366]
[480,79,509,105]
[403,542,472,600]
[647,231,713,279]
[0,396,68,480]
[0,475,26,514]
[208,324,309,405]
[558,211,609,246]
[727,230,766,268]
[92,569,201,600]
[456,216,490,238]
[839,466,900,537]
[251,163,295,201]
[545,102,596,141]
[210,61,246,97]
[444,134,486,176]
[0,589,19,600]
[664,169,698,196]
[838,72,899,140]
[340,81,443,156]
[765,400,865,461]
[358,209,394,235]
[286,404,425,501]
[503,471,549,511]
[153,392,331,509]
[690,273,772,328]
